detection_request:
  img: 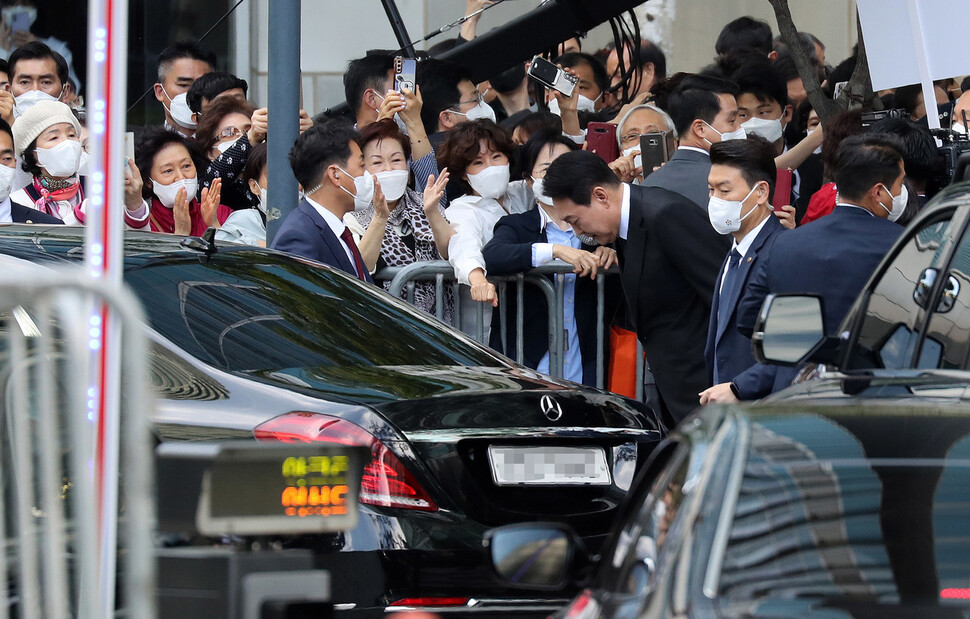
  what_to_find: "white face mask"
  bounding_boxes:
[879,183,907,222]
[256,186,268,215]
[35,140,83,178]
[702,121,746,146]
[216,138,239,154]
[77,150,91,176]
[708,183,761,235]
[336,166,375,210]
[14,89,59,117]
[453,100,496,123]
[547,93,601,117]
[741,116,783,143]
[160,86,197,130]
[467,164,510,200]
[621,146,642,171]
[531,176,551,206]
[0,163,16,203]
[152,177,198,208]
[375,169,409,202]
[3,7,37,29]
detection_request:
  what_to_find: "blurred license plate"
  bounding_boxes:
[487,446,610,486]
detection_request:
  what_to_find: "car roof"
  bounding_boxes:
[0,224,289,269]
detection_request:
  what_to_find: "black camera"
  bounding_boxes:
[860,108,908,129]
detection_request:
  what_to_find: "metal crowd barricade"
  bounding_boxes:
[377,260,643,394]
[0,266,155,619]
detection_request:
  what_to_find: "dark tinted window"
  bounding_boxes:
[125,254,502,371]
[918,228,970,369]
[848,215,953,370]
[717,415,970,613]
[595,443,690,612]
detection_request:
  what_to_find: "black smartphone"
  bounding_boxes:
[527,55,577,97]
[639,132,669,178]
[394,57,416,93]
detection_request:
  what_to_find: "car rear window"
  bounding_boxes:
[717,415,970,612]
[124,254,502,372]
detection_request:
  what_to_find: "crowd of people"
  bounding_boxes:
[2,9,968,428]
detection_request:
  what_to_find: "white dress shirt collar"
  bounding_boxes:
[619,182,631,241]
[733,213,771,258]
[305,195,348,238]
[678,145,710,157]
[0,197,11,223]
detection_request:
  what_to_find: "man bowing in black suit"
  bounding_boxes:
[544,150,730,426]
[271,121,379,284]
[698,137,786,406]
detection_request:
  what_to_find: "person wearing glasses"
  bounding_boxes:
[193,95,260,211]
[613,103,677,185]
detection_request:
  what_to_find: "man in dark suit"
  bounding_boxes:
[699,137,785,406]
[643,74,742,211]
[271,121,375,284]
[734,133,907,397]
[544,150,730,426]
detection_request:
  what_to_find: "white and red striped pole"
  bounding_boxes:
[83,0,128,614]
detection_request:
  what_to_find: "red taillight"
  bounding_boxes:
[941,588,970,600]
[388,597,471,608]
[254,412,437,511]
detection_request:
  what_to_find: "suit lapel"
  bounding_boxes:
[715,216,782,344]
[300,199,358,276]
[622,192,646,321]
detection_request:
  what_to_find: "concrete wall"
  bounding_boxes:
[234,0,857,114]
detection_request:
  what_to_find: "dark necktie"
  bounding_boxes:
[714,249,742,384]
[717,249,742,330]
[339,226,367,280]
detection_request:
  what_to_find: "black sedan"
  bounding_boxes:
[0,225,663,618]
[487,375,970,617]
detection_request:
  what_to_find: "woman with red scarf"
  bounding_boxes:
[11,100,149,227]
[135,127,231,235]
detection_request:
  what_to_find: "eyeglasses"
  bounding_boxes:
[620,129,667,146]
[218,125,251,140]
[452,94,483,111]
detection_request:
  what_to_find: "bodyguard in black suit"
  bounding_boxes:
[271,121,374,284]
[699,138,786,406]
[543,151,730,426]
[643,74,742,211]
[735,133,907,396]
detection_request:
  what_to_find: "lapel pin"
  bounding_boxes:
[746,257,752,263]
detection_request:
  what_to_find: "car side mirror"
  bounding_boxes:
[752,294,825,366]
[484,523,576,589]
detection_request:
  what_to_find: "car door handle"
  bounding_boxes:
[913,268,937,309]
[937,274,961,313]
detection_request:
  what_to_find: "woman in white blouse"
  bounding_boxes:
[436,119,534,337]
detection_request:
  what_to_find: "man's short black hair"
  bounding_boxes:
[156,40,217,82]
[834,133,905,202]
[710,135,778,201]
[489,62,526,94]
[0,117,12,142]
[9,41,68,87]
[666,74,738,136]
[185,71,248,113]
[288,120,358,190]
[637,40,667,80]
[415,58,473,136]
[554,52,609,93]
[0,58,9,78]
[868,117,937,190]
[343,54,394,115]
[731,58,788,108]
[715,16,773,57]
[543,150,620,206]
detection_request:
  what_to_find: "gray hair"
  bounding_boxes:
[615,104,677,146]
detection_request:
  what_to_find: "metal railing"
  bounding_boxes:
[376,260,646,398]
[0,267,156,619]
